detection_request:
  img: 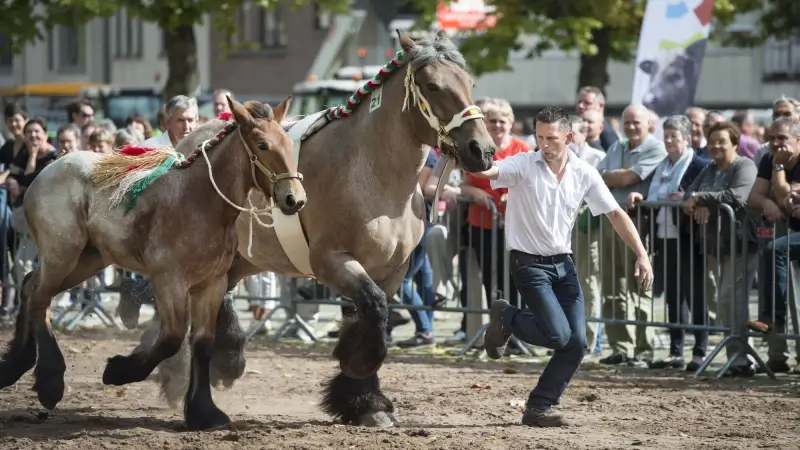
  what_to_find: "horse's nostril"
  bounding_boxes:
[467,139,482,158]
[285,194,297,208]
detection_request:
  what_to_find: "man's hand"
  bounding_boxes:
[634,256,653,291]
[693,206,710,224]
[783,190,800,210]
[762,199,785,222]
[774,147,794,165]
[627,192,643,210]
[471,190,493,209]
[683,195,699,215]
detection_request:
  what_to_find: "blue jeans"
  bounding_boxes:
[501,251,587,409]
[760,231,800,326]
[399,230,435,335]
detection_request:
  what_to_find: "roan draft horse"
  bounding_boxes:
[131,29,498,428]
[0,96,306,430]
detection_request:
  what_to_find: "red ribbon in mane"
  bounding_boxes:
[217,112,233,121]
[120,146,156,157]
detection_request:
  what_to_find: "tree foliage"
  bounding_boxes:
[0,0,351,99]
[406,0,776,91]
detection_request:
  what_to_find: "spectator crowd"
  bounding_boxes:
[1,86,800,378]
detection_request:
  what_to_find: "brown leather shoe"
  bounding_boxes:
[484,300,512,360]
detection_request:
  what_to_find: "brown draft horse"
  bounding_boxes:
[0,96,306,430]
[124,30,496,428]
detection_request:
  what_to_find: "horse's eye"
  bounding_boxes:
[257,142,267,151]
[426,83,441,91]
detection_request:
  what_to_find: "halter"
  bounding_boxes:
[401,64,484,152]
[196,126,304,258]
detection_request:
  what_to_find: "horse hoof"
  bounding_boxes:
[33,377,65,410]
[185,404,231,431]
[358,411,397,428]
[103,355,147,385]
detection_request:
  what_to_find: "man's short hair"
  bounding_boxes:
[771,116,800,136]
[567,114,587,134]
[66,98,93,122]
[577,86,606,105]
[536,107,571,133]
[165,95,198,120]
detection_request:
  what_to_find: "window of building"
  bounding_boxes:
[115,9,144,59]
[0,32,12,72]
[259,5,287,49]
[49,13,87,73]
[762,30,800,82]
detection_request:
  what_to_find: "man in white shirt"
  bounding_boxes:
[471,106,653,427]
[141,95,199,149]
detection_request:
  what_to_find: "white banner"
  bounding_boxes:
[631,0,715,118]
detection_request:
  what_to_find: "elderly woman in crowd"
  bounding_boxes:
[682,120,759,377]
[628,115,709,370]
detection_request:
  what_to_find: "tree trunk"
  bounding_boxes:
[577,27,612,96]
[162,24,199,102]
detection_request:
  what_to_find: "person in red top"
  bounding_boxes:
[460,99,531,313]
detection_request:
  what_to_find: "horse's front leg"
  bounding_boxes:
[103,272,189,386]
[318,255,408,427]
[184,276,231,430]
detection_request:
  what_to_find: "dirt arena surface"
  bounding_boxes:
[1,330,799,450]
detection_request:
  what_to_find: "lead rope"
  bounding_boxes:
[198,137,274,258]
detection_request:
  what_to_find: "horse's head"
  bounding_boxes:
[397,30,496,173]
[227,96,306,215]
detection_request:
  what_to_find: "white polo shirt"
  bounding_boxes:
[491,150,619,256]
[141,132,174,149]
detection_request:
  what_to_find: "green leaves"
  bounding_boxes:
[404,0,782,79]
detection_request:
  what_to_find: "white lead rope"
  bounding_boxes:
[198,138,274,258]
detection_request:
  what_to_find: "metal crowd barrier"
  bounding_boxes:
[238,198,800,378]
[3,192,795,380]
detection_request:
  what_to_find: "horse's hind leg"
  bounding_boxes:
[210,253,260,388]
[319,263,406,427]
[184,276,230,430]
[313,253,389,379]
[0,271,37,390]
[103,273,189,386]
[32,247,104,409]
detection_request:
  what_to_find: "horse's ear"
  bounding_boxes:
[396,29,416,53]
[228,96,254,129]
[435,29,448,41]
[272,95,292,123]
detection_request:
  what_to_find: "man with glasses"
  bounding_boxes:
[66,99,94,129]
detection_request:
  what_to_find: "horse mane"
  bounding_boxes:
[405,35,468,73]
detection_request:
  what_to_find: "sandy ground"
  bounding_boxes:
[1,329,799,450]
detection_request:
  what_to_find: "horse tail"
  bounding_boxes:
[134,318,191,409]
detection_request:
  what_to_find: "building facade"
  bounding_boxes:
[0,10,211,92]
